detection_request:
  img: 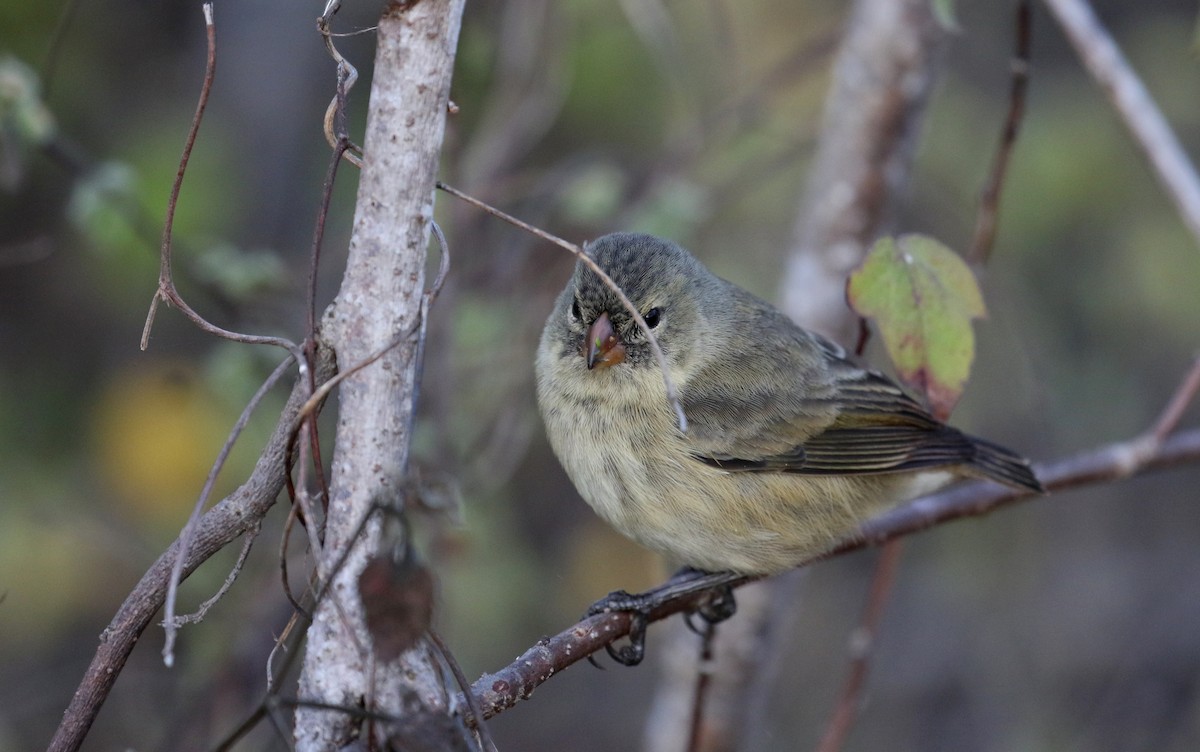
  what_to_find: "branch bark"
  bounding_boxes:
[293,2,465,750]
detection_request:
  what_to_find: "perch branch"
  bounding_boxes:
[465,425,1200,722]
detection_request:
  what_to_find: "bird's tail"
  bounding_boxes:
[966,435,1045,493]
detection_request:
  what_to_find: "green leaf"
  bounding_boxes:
[846,234,986,420]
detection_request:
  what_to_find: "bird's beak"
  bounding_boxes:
[584,311,626,370]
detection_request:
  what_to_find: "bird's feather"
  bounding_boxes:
[683,286,1042,492]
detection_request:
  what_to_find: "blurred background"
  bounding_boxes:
[2,0,1200,750]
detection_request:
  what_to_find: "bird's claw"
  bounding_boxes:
[584,590,654,667]
[697,584,737,624]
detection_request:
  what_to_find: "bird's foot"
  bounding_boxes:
[585,589,654,666]
[683,582,738,634]
[584,569,744,667]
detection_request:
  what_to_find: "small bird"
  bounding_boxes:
[536,232,1042,578]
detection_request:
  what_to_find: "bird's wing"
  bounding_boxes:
[681,303,980,477]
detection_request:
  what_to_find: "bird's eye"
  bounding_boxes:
[643,307,662,328]
[570,298,582,320]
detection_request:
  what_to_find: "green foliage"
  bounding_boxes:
[66,160,145,256]
[191,243,288,302]
[847,234,985,419]
[0,55,55,189]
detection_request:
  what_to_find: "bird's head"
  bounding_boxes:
[547,233,716,377]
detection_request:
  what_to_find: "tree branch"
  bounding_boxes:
[466,426,1200,722]
[1042,0,1200,250]
[292,2,466,749]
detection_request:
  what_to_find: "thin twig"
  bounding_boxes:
[279,502,314,619]
[1150,355,1200,442]
[308,74,352,360]
[266,611,304,694]
[296,312,424,423]
[162,354,296,666]
[296,54,354,549]
[405,220,452,476]
[815,540,905,752]
[1110,356,1200,477]
[319,2,364,168]
[429,630,498,752]
[967,0,1031,266]
[164,521,262,627]
[435,180,689,432]
[1042,0,1200,249]
[138,3,302,362]
[464,426,1200,721]
[685,622,717,752]
[291,454,330,583]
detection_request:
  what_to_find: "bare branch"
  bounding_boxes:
[1150,355,1200,442]
[967,0,1032,266]
[815,540,905,752]
[685,622,717,752]
[292,2,466,747]
[1043,0,1200,249]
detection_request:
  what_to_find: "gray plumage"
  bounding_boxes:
[536,233,1042,574]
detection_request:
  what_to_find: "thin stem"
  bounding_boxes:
[967,0,1031,266]
[435,180,689,433]
[429,630,498,752]
[1150,355,1200,442]
[685,622,717,752]
[162,354,296,666]
[815,540,905,752]
[1042,0,1200,249]
[139,3,302,360]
